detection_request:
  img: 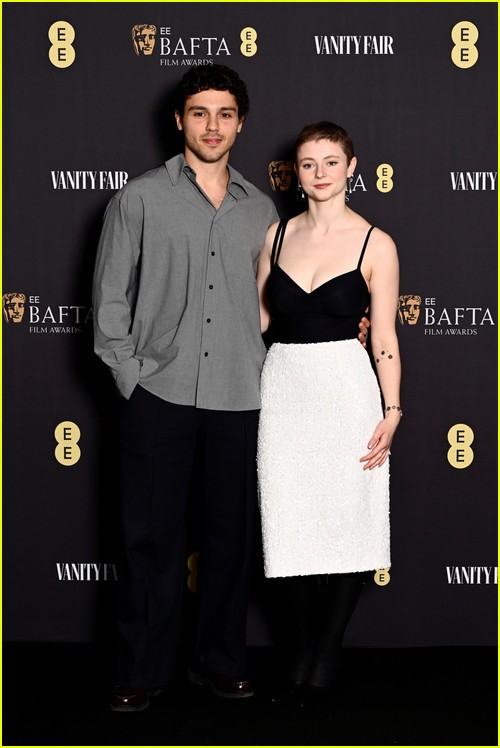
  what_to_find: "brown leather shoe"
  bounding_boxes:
[188,669,254,698]
[109,686,162,712]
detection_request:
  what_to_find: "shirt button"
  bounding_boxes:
[207,318,211,323]
[204,352,209,357]
[211,251,215,256]
[209,285,214,290]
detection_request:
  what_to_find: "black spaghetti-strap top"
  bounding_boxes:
[266,220,372,344]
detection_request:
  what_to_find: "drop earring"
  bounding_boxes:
[345,174,354,202]
[296,182,306,202]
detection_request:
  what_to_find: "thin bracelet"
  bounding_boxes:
[385,405,403,417]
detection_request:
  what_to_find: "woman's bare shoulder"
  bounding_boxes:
[262,220,281,249]
[368,226,398,259]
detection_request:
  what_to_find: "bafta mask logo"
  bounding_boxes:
[268,160,293,192]
[398,294,421,326]
[3,292,26,324]
[132,24,156,56]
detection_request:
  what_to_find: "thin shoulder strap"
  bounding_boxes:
[270,219,289,268]
[358,226,375,270]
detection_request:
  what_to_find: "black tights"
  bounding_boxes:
[282,572,365,688]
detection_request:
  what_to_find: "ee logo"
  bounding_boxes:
[451,21,478,68]
[376,163,393,193]
[187,551,200,593]
[447,424,474,469]
[240,27,257,57]
[48,21,76,68]
[374,568,391,586]
[54,421,81,466]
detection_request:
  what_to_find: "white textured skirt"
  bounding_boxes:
[257,339,390,578]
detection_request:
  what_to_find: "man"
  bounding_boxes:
[93,65,278,711]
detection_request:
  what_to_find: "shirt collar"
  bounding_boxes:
[165,153,249,197]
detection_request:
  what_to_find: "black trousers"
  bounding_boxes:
[116,385,259,688]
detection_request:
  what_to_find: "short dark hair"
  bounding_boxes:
[173,64,250,120]
[295,121,355,164]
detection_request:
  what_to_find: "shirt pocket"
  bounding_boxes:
[218,222,262,283]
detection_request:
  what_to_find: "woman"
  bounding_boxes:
[256,122,401,704]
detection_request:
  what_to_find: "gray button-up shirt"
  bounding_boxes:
[92,154,278,410]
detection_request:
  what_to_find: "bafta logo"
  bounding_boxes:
[268,160,293,192]
[3,292,26,324]
[398,294,421,326]
[132,24,157,56]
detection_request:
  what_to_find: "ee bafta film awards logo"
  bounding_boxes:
[132,24,157,56]
[398,294,421,326]
[3,292,93,333]
[397,295,494,335]
[3,292,26,324]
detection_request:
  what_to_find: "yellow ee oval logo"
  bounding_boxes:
[447,423,474,468]
[240,27,257,57]
[48,21,76,68]
[376,163,393,193]
[451,21,478,68]
[54,421,81,465]
[374,568,391,586]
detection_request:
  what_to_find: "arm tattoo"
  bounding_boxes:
[376,350,395,363]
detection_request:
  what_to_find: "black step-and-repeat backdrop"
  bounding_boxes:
[3,3,497,646]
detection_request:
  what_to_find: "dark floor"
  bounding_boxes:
[2,643,497,747]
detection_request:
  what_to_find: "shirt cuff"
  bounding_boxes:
[115,356,141,399]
